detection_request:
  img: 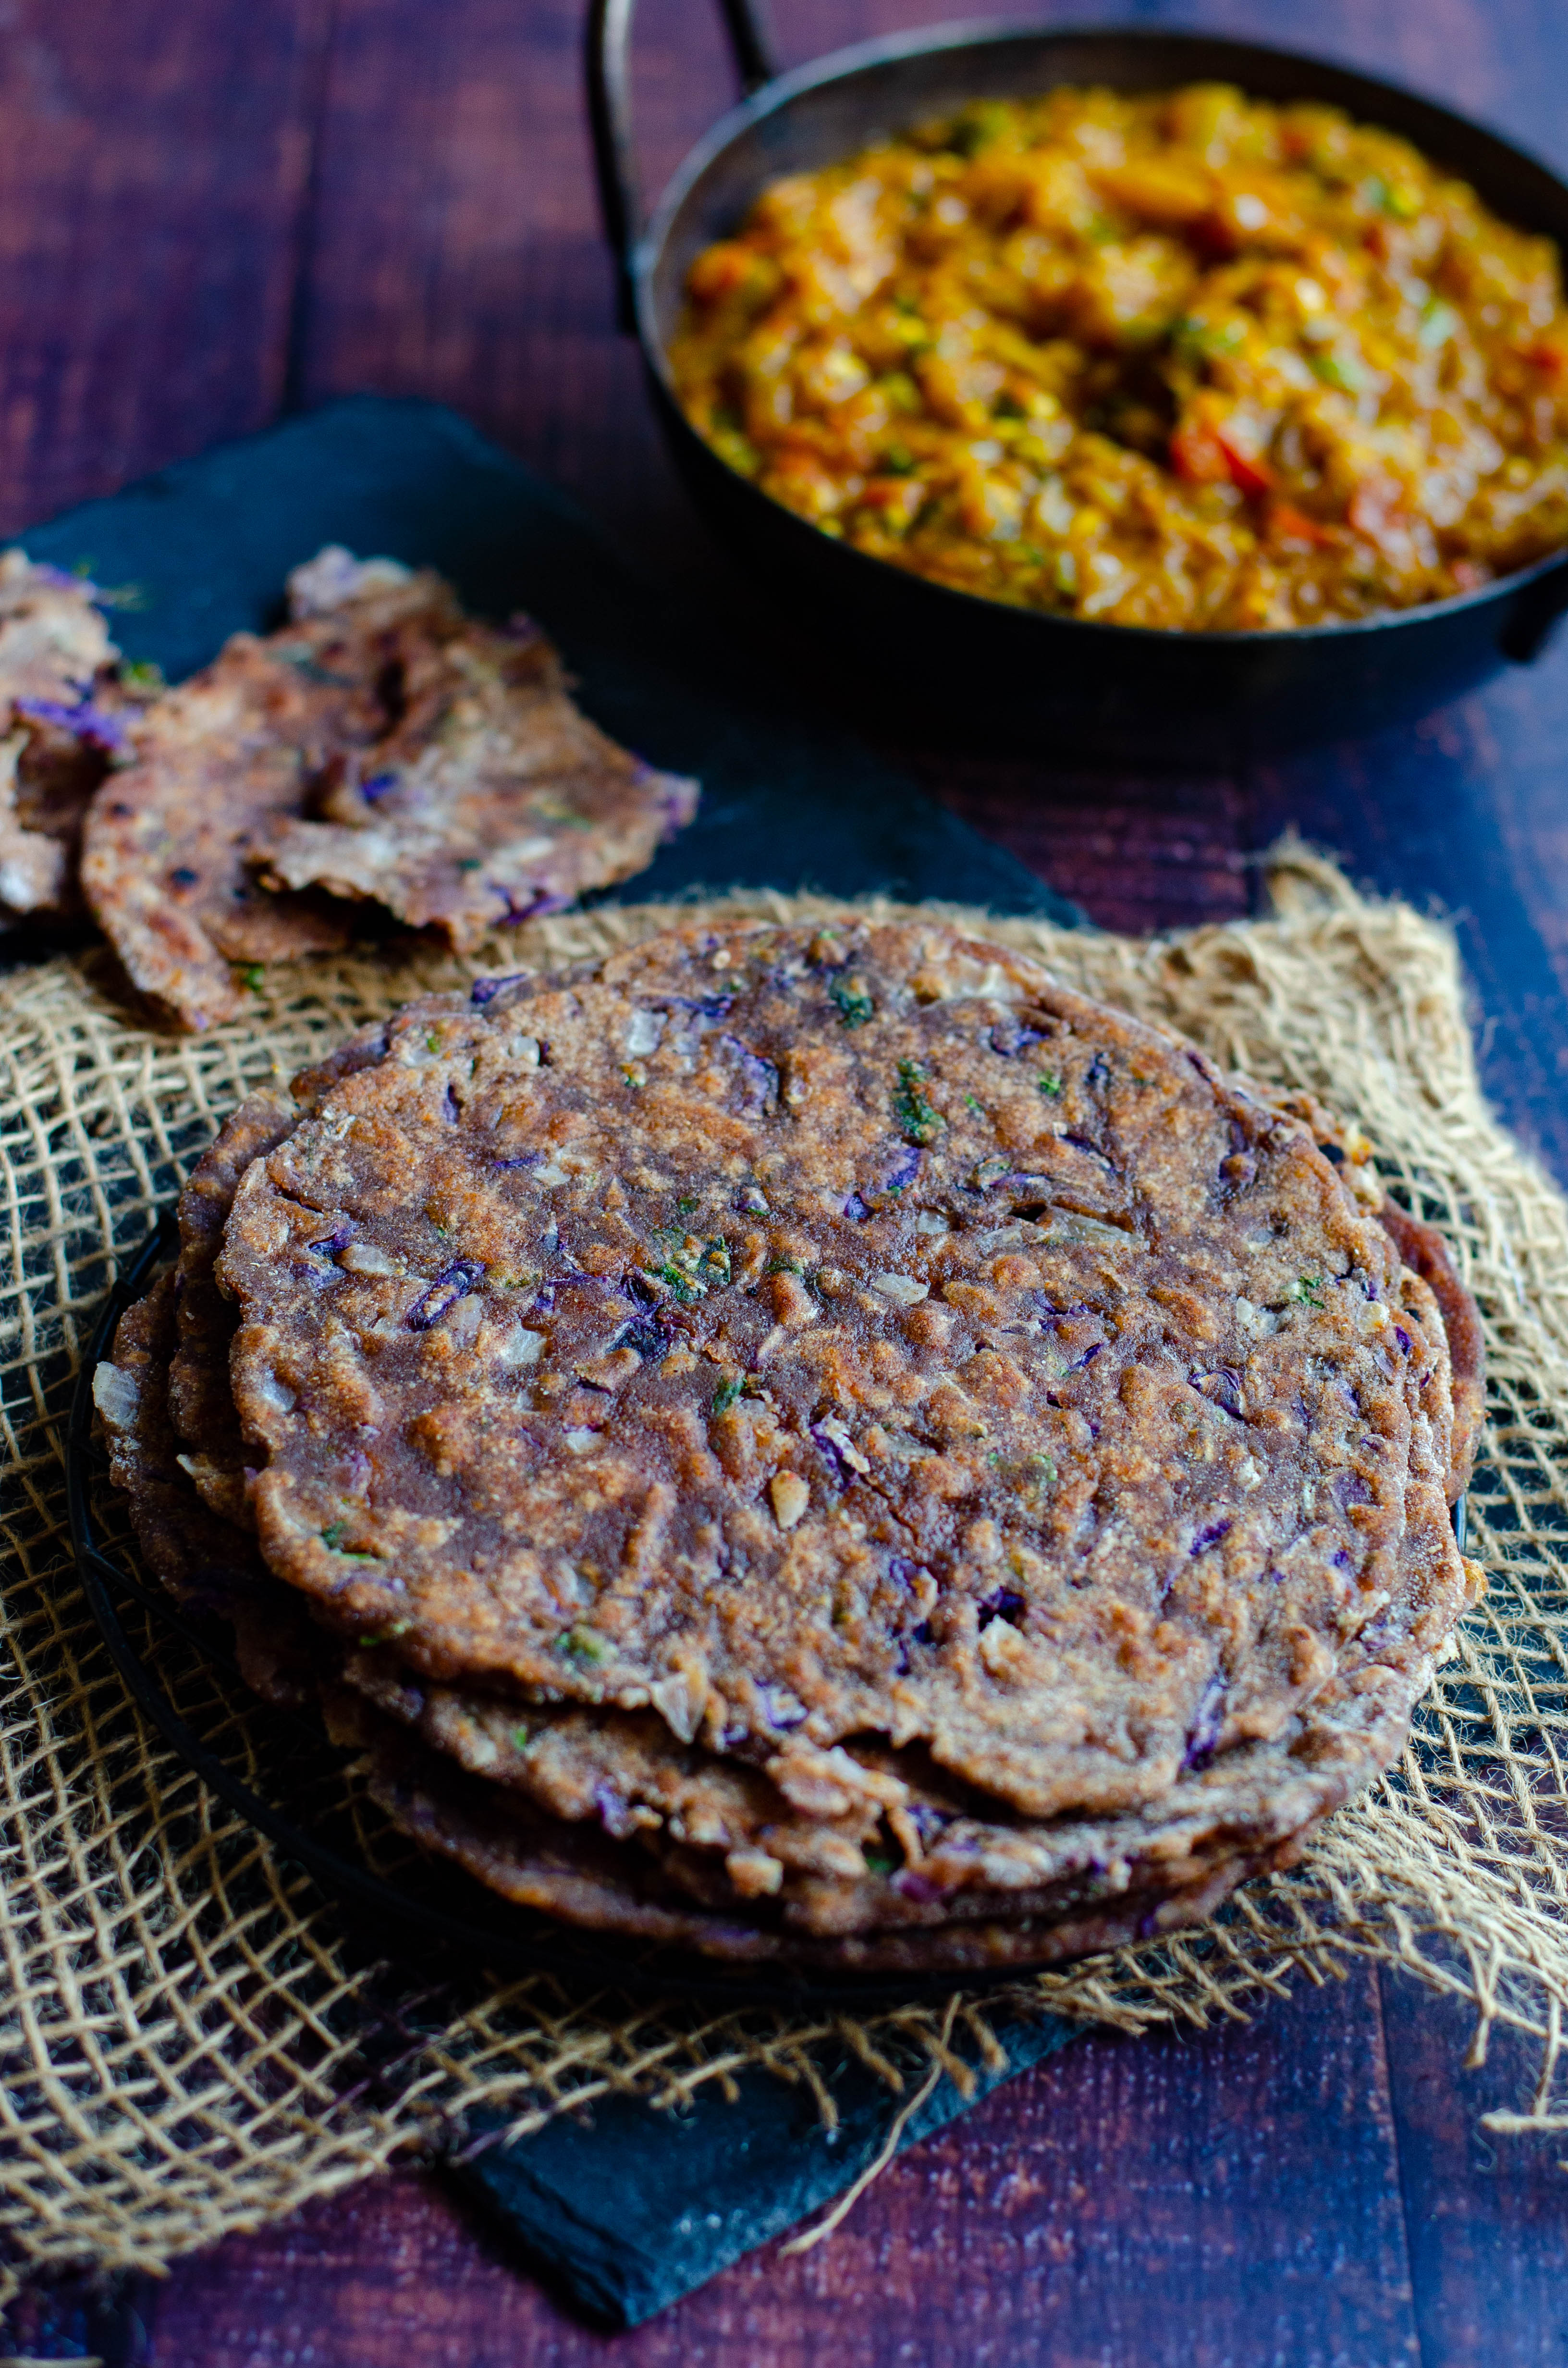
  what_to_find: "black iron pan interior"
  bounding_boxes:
[588,3,1568,760]
[67,1216,1468,2014]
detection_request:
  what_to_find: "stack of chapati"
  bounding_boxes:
[96,917,1484,1973]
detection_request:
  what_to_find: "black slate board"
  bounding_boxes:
[456,2007,1080,2328]
[23,393,1080,926]
[23,393,1082,2323]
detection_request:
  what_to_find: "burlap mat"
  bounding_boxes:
[3,845,1566,2291]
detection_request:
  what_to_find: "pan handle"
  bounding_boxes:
[587,0,779,333]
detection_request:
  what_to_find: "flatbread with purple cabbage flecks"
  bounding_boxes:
[217,918,1477,1825]
[80,555,450,1028]
[339,1689,1315,1973]
[98,924,1487,1969]
[255,607,698,953]
[79,546,698,1028]
[0,550,144,919]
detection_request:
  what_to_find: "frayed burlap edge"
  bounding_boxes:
[2,841,1566,2292]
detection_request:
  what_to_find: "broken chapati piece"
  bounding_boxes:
[0,550,146,920]
[80,547,698,1028]
[256,605,698,954]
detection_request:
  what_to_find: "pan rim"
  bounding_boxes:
[633,16,1568,652]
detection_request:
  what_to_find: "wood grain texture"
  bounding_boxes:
[15,1972,1419,2368]
[0,0,336,532]
[1377,1966,1568,2368]
[1,0,1568,2357]
[9,1978,1565,2364]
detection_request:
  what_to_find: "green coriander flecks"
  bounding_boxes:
[321,1520,380,1562]
[647,1231,732,1302]
[557,1627,613,1668]
[987,1451,1057,1500]
[893,1057,943,1145]
[650,1259,698,1303]
[828,976,875,1028]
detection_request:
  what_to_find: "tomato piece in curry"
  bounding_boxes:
[670,84,1568,629]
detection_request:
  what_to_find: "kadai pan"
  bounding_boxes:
[588,6,1568,762]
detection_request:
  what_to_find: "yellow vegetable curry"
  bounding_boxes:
[670,84,1568,629]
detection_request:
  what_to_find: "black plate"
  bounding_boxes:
[589,4,1568,762]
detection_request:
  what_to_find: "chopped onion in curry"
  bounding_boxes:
[671,84,1568,629]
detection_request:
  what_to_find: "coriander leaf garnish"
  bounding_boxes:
[893,1058,943,1146]
[321,1521,379,1562]
[651,1259,698,1302]
[558,1627,612,1668]
[828,976,875,1028]
[647,1232,732,1302]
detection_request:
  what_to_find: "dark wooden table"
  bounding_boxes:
[4,0,1568,2359]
